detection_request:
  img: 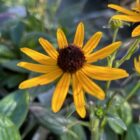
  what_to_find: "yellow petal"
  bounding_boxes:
[73,22,84,48]
[57,28,68,49]
[20,48,56,65]
[17,62,58,73]
[136,0,140,10]
[86,41,122,63]
[76,70,105,100]
[19,68,63,89]
[132,25,140,37]
[134,57,140,73]
[82,64,129,81]
[108,4,138,15]
[52,73,71,112]
[39,37,58,60]
[112,15,140,22]
[83,32,102,55]
[72,74,86,118]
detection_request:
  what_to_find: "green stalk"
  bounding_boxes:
[115,39,140,68]
[89,104,100,140]
[125,80,140,101]
[106,28,119,91]
[112,28,119,43]
[91,119,100,140]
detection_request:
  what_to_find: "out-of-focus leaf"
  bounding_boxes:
[30,105,70,135]
[10,21,25,45]
[58,2,85,27]
[4,74,26,88]
[108,95,132,126]
[0,45,15,59]
[107,114,127,134]
[24,15,43,32]
[125,124,140,140]
[101,125,118,140]
[0,114,21,140]
[118,101,132,126]
[60,124,86,140]
[0,90,30,128]
[20,32,54,49]
[1,60,27,73]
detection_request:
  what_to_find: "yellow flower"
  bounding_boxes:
[108,0,140,37]
[18,22,129,118]
[134,56,140,73]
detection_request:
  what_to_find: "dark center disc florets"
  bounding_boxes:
[57,45,85,73]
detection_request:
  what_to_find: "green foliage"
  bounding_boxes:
[107,115,127,134]
[0,90,30,128]
[125,124,140,140]
[0,114,21,140]
[0,0,140,139]
[31,105,86,140]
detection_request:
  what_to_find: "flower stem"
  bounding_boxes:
[106,28,119,91]
[90,119,100,140]
[112,28,119,43]
[89,103,100,140]
[124,80,140,101]
[115,39,140,68]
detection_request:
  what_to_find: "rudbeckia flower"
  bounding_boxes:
[18,22,129,118]
[134,56,140,73]
[108,0,140,37]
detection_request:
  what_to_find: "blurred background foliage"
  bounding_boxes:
[0,0,140,140]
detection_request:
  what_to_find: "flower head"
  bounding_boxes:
[108,0,140,37]
[134,56,140,73]
[18,22,129,118]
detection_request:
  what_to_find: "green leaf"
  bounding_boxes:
[4,74,26,88]
[30,105,70,135]
[0,90,30,128]
[0,45,15,59]
[20,31,53,49]
[60,124,86,140]
[10,21,25,45]
[1,60,27,73]
[107,114,127,134]
[118,101,132,126]
[107,95,132,126]
[101,125,118,140]
[125,124,140,140]
[0,114,21,140]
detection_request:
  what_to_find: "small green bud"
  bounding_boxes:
[109,19,123,30]
[95,107,104,118]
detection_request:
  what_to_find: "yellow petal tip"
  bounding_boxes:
[38,37,44,43]
[78,22,84,28]
[57,28,62,33]
[79,111,86,118]
[132,32,138,37]
[20,47,26,52]
[19,83,24,89]
[97,32,103,36]
[52,106,59,113]
[99,93,105,100]
[107,4,115,8]
[17,62,22,67]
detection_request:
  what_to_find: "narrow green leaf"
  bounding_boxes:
[101,126,118,140]
[30,105,70,135]
[60,124,86,140]
[0,90,30,128]
[0,45,15,59]
[10,21,25,45]
[107,114,127,134]
[125,124,140,140]
[0,114,21,140]
[1,60,27,73]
